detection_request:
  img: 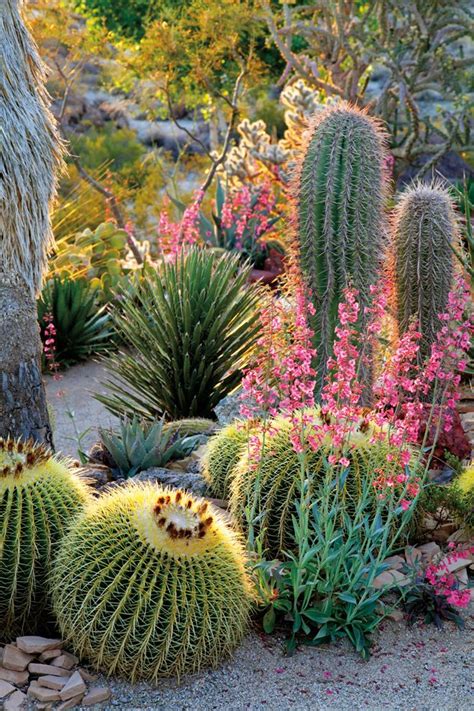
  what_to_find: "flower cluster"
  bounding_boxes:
[425,543,473,609]
[221,182,276,253]
[42,313,60,377]
[157,190,203,255]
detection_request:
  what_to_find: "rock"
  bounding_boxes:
[134,467,208,495]
[28,684,61,703]
[78,668,98,683]
[0,679,16,699]
[16,637,62,655]
[39,649,63,663]
[28,663,71,677]
[382,555,405,571]
[373,569,410,589]
[59,671,86,701]
[4,689,26,710]
[454,567,469,587]
[387,609,404,622]
[416,542,441,562]
[82,686,111,706]
[0,667,29,686]
[57,693,85,710]
[52,653,79,671]
[2,645,34,672]
[439,555,473,574]
[38,675,69,690]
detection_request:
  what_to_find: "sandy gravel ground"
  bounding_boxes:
[45,361,473,710]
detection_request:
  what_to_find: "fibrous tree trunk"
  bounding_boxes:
[0,278,53,446]
[0,0,64,445]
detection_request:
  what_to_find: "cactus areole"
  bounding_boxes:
[294,103,387,397]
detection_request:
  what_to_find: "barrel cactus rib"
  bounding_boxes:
[294,103,387,395]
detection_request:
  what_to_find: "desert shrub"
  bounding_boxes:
[97,248,261,420]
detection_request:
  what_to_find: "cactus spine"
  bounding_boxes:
[202,420,256,500]
[392,181,457,361]
[0,438,89,638]
[51,484,252,680]
[295,103,387,395]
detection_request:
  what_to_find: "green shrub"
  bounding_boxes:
[38,276,113,368]
[97,248,261,420]
[0,438,89,638]
[51,483,252,680]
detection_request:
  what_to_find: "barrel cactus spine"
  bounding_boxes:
[294,102,388,396]
[392,181,458,362]
[202,420,257,500]
[51,484,253,681]
[0,438,90,638]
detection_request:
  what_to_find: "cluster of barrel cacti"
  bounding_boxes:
[294,103,459,395]
[0,437,252,681]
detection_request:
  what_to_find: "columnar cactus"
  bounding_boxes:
[51,484,252,680]
[0,438,89,638]
[392,181,457,361]
[294,103,387,395]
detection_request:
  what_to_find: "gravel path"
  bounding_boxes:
[95,619,473,710]
[45,362,473,710]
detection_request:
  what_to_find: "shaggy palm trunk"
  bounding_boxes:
[0,0,63,444]
[0,279,53,446]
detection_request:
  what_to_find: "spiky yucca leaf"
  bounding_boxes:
[51,484,253,680]
[38,276,113,367]
[0,438,89,639]
[392,181,458,361]
[202,420,257,500]
[230,412,417,558]
[97,249,261,420]
[294,103,387,396]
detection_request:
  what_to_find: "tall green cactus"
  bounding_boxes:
[392,181,457,361]
[295,103,387,396]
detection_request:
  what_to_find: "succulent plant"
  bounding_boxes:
[0,438,89,638]
[99,416,205,478]
[230,413,415,558]
[294,103,387,396]
[37,276,113,367]
[97,248,261,420]
[51,483,253,680]
[202,420,257,500]
[392,181,458,361]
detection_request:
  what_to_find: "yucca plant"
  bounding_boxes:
[97,248,261,420]
[99,416,205,478]
[392,181,458,362]
[294,103,387,396]
[37,276,113,367]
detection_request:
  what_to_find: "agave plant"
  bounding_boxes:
[38,276,113,367]
[99,416,205,478]
[97,248,261,420]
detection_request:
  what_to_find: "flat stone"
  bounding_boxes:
[78,668,98,682]
[439,555,473,573]
[59,671,86,701]
[134,467,208,495]
[383,555,405,571]
[57,693,85,710]
[416,542,441,562]
[16,637,62,655]
[39,649,63,663]
[38,675,69,690]
[404,546,422,567]
[28,684,61,703]
[387,609,404,622]
[28,663,71,677]
[52,652,79,671]
[373,569,409,589]
[0,667,29,685]
[4,689,26,710]
[82,687,111,706]
[0,679,16,699]
[2,645,35,672]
